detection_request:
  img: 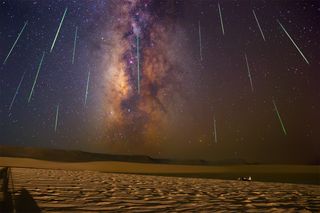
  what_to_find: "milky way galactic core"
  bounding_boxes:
[99,1,192,146]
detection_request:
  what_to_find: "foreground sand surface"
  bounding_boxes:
[10,168,320,212]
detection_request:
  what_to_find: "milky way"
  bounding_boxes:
[99,0,192,146]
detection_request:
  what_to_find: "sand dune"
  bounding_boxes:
[1,158,319,211]
[1,157,319,185]
[10,168,320,212]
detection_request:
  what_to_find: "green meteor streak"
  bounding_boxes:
[54,104,60,132]
[84,70,90,106]
[28,52,45,103]
[198,20,203,61]
[136,35,140,94]
[3,21,28,65]
[277,19,309,64]
[9,72,26,111]
[72,26,78,64]
[244,53,254,92]
[50,7,68,53]
[213,115,217,143]
[273,99,287,135]
[218,2,224,35]
[252,10,266,41]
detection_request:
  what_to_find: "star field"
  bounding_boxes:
[0,0,319,164]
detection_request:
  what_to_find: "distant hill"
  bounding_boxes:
[0,145,249,165]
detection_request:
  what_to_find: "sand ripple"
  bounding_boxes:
[11,168,320,212]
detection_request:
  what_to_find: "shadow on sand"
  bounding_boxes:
[1,189,41,213]
[0,167,13,212]
[1,167,41,213]
[15,188,41,213]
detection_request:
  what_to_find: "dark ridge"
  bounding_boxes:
[0,145,154,163]
[0,145,250,165]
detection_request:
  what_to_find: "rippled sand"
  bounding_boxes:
[11,168,319,212]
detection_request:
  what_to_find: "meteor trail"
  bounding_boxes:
[54,104,60,132]
[218,2,225,35]
[28,52,45,103]
[9,72,26,111]
[198,20,203,61]
[72,26,78,64]
[3,21,28,65]
[252,10,266,41]
[213,115,217,143]
[277,19,309,64]
[136,35,140,94]
[84,70,90,106]
[272,99,287,135]
[50,7,68,53]
[244,53,254,92]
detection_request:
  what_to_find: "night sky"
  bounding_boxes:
[0,0,319,164]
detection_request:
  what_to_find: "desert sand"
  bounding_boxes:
[0,157,319,212]
[9,167,320,212]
